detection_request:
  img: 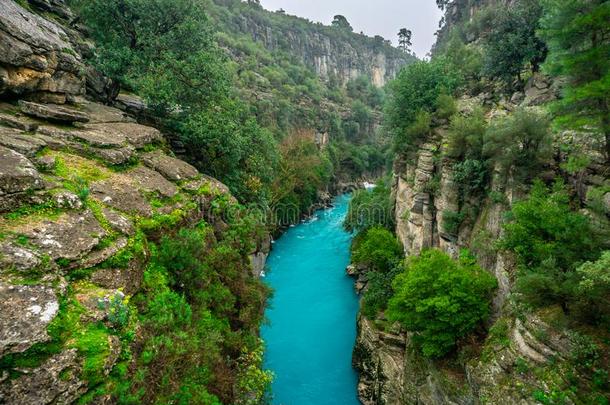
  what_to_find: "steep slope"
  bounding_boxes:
[0,2,270,403]
[350,1,610,403]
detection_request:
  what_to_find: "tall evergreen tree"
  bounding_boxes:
[398,28,412,52]
[539,0,610,161]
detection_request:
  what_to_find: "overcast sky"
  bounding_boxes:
[258,0,443,58]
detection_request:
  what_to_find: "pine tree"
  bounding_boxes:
[398,28,412,53]
[540,0,610,161]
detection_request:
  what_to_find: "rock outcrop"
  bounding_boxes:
[216,1,412,87]
[0,2,272,403]
[0,0,85,103]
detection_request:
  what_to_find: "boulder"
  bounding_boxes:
[0,111,40,131]
[19,100,89,123]
[141,150,199,182]
[90,178,152,216]
[0,145,44,196]
[85,122,162,148]
[101,208,134,236]
[0,283,59,356]
[79,100,131,124]
[523,73,557,106]
[115,93,146,115]
[128,165,178,198]
[0,243,43,273]
[16,210,106,261]
[0,0,85,101]
[0,349,85,405]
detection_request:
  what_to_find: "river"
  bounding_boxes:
[261,194,360,405]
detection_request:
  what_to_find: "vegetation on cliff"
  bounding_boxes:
[349,0,609,402]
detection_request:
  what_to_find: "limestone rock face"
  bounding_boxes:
[230,11,411,87]
[353,315,407,405]
[19,100,90,123]
[0,0,85,102]
[0,283,59,357]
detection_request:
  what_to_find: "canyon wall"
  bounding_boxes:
[213,0,413,87]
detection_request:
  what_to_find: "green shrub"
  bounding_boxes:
[344,180,394,232]
[385,58,460,151]
[388,249,497,358]
[352,227,403,273]
[435,94,457,120]
[362,265,403,319]
[442,210,465,235]
[501,180,602,312]
[483,108,552,182]
[575,251,610,325]
[446,108,487,160]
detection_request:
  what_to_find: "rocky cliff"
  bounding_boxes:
[0,2,268,402]
[352,78,609,404]
[212,0,413,87]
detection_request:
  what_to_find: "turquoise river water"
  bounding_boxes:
[261,194,360,405]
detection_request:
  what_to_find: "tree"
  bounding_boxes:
[500,181,602,312]
[398,28,412,52]
[539,0,610,162]
[436,0,450,10]
[481,0,547,85]
[344,180,395,232]
[352,227,403,273]
[385,59,460,151]
[387,249,497,358]
[331,15,353,31]
[483,108,552,182]
[576,251,610,325]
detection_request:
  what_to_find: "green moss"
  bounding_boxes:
[2,201,62,222]
[100,231,146,269]
[71,323,111,386]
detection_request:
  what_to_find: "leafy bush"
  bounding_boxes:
[388,249,497,358]
[362,265,403,319]
[352,227,403,273]
[344,181,395,232]
[483,108,552,182]
[446,108,487,160]
[452,159,489,202]
[442,210,466,235]
[500,181,602,312]
[576,252,610,325]
[394,111,432,154]
[385,58,460,151]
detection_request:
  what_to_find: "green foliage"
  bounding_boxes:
[385,59,460,150]
[500,180,603,312]
[576,252,610,325]
[483,108,552,182]
[388,249,497,358]
[129,209,270,403]
[441,31,484,85]
[352,227,403,273]
[394,111,432,154]
[344,181,394,232]
[362,265,403,319]
[446,108,487,160]
[442,210,465,235]
[435,94,458,120]
[480,0,547,85]
[539,0,610,160]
